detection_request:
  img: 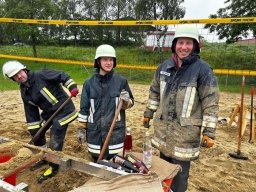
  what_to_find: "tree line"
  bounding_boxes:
[0,0,255,58]
[0,0,185,53]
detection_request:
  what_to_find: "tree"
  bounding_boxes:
[2,0,56,57]
[205,0,256,43]
[0,0,5,44]
[55,0,84,46]
[135,0,185,61]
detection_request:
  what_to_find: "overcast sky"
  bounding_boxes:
[182,0,226,19]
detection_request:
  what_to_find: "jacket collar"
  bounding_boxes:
[27,71,36,84]
[165,58,176,69]
[95,68,114,82]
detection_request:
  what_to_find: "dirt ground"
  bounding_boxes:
[0,84,256,192]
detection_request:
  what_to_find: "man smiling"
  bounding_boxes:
[143,25,219,192]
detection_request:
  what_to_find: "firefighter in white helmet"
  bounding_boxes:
[2,60,79,183]
[78,44,134,162]
[143,25,219,191]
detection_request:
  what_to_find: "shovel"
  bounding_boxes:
[229,76,248,160]
[97,99,123,161]
[28,95,72,145]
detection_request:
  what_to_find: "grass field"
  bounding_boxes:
[0,44,255,93]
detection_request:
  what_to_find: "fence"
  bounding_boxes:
[0,17,256,91]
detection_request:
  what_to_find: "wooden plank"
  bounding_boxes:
[228,104,240,128]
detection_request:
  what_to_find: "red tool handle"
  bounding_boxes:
[251,85,254,96]
[249,85,255,143]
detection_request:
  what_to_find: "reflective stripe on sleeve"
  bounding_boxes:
[67,82,76,89]
[64,79,73,87]
[202,116,218,128]
[147,99,159,111]
[202,121,217,128]
[78,113,88,123]
[203,115,218,122]
[65,79,76,89]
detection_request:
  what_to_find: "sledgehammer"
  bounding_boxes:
[28,95,72,145]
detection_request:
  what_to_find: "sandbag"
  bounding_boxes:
[70,153,180,192]
[70,172,163,192]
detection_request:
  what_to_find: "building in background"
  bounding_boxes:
[144,31,175,51]
[238,39,256,44]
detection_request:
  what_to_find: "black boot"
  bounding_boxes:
[37,163,59,183]
[30,160,48,171]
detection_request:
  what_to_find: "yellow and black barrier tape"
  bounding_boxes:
[0,17,255,26]
[1,54,256,76]
[0,54,94,67]
[0,54,156,70]
[214,69,256,76]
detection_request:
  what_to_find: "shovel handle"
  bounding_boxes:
[28,95,72,145]
[97,100,123,161]
[251,85,254,96]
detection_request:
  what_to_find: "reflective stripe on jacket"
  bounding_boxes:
[146,55,219,161]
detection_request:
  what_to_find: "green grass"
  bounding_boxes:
[0,58,94,90]
[0,45,168,66]
[1,44,256,92]
[219,84,251,94]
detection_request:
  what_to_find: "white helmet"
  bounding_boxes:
[171,24,201,53]
[2,60,26,78]
[94,44,116,68]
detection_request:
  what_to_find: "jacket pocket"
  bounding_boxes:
[153,115,168,143]
[87,124,101,145]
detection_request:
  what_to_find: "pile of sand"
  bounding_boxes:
[0,84,256,192]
